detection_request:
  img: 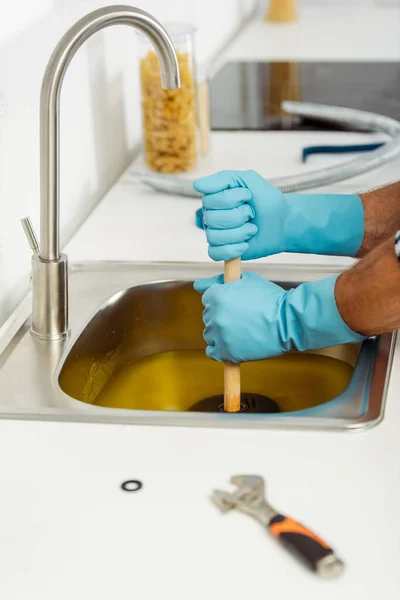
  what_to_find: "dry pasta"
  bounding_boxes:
[140,50,197,173]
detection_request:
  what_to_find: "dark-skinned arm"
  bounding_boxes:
[358,181,400,257]
[336,232,400,336]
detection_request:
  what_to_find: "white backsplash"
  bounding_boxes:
[0,0,256,327]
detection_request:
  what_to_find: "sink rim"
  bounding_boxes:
[0,260,396,431]
[56,263,395,429]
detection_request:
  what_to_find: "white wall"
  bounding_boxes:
[0,0,256,327]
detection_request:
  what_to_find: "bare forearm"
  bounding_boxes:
[336,234,400,336]
[358,181,400,257]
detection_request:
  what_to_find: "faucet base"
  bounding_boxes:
[31,253,69,341]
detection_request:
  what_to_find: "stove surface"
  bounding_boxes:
[210,61,400,131]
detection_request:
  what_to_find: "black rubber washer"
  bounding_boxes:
[121,479,143,492]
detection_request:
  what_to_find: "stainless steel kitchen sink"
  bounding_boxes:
[0,261,395,430]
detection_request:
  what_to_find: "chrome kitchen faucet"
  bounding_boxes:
[22,5,180,341]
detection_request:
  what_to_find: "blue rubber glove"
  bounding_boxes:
[194,272,365,363]
[193,170,364,261]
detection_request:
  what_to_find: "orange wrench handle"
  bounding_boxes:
[268,514,335,572]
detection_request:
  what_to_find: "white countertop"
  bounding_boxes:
[222,4,400,63]
[2,6,400,599]
[66,129,398,267]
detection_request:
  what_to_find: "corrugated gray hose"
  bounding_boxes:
[129,101,400,197]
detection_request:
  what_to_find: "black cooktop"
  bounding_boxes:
[210,61,400,132]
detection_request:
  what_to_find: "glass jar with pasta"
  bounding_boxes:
[139,24,198,174]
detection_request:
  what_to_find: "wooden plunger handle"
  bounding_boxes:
[224,258,241,413]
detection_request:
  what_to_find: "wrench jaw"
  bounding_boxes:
[212,475,265,514]
[212,475,277,525]
[230,475,265,496]
[211,490,238,513]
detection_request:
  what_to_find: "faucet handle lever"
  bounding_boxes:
[21,217,40,254]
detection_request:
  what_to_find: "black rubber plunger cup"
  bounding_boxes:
[190,392,281,413]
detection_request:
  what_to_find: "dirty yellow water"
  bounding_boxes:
[66,349,353,413]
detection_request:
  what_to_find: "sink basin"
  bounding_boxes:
[58,280,358,413]
[0,261,396,430]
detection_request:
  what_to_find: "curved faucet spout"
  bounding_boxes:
[32,5,180,340]
[41,5,179,262]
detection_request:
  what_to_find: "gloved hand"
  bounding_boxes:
[194,272,365,363]
[193,170,364,261]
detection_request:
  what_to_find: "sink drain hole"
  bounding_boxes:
[189,393,281,413]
